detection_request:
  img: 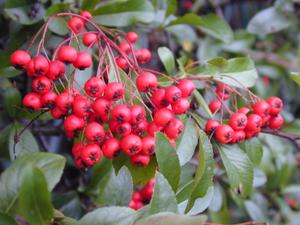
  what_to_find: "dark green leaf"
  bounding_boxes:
[149,172,178,214]
[155,132,181,192]
[165,0,177,18]
[0,67,22,78]
[81,0,99,10]
[5,0,27,8]
[158,47,175,75]
[241,138,263,166]
[0,212,18,225]
[0,124,12,159]
[18,166,54,225]
[5,5,45,25]
[168,13,202,26]
[3,87,21,118]
[45,3,70,35]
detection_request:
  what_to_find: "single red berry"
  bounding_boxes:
[130,105,145,123]
[137,48,152,63]
[267,96,283,116]
[23,92,42,110]
[81,144,102,166]
[130,153,150,167]
[84,77,106,98]
[116,57,128,71]
[63,114,85,137]
[68,17,84,33]
[10,50,31,69]
[126,32,139,43]
[132,191,142,202]
[104,82,124,101]
[129,200,143,210]
[148,122,163,136]
[261,115,270,127]
[85,122,105,143]
[209,99,221,114]
[48,60,66,80]
[121,134,142,156]
[154,108,174,127]
[140,180,154,200]
[216,83,231,100]
[246,114,262,132]
[41,91,58,109]
[238,107,250,115]
[26,56,49,77]
[92,98,111,120]
[80,11,92,20]
[32,76,52,95]
[231,130,246,144]
[102,138,121,158]
[58,46,77,64]
[51,106,67,119]
[116,122,132,137]
[72,142,85,158]
[72,95,91,118]
[229,113,248,131]
[269,114,284,129]
[176,79,195,98]
[141,136,155,155]
[165,118,184,139]
[164,86,182,103]
[136,72,157,92]
[73,51,92,70]
[56,92,74,111]
[215,124,234,144]
[111,104,131,123]
[205,119,220,135]
[131,120,148,135]
[252,100,270,117]
[82,32,97,47]
[172,98,190,114]
[119,41,131,54]
[151,89,169,108]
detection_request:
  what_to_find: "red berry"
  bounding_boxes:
[246,114,262,132]
[131,120,148,135]
[215,124,234,144]
[85,122,105,143]
[140,179,154,200]
[267,96,283,116]
[10,50,31,69]
[81,144,102,166]
[63,114,85,137]
[154,108,174,127]
[26,56,49,77]
[51,106,67,119]
[73,51,92,70]
[216,83,231,100]
[115,122,132,137]
[121,134,142,156]
[102,138,120,158]
[82,32,97,47]
[72,142,85,158]
[126,32,139,43]
[22,92,42,110]
[176,79,195,98]
[58,46,77,64]
[84,77,106,98]
[231,130,246,144]
[104,82,124,101]
[151,89,169,108]
[209,99,221,114]
[56,92,74,111]
[252,100,270,117]
[48,60,66,80]
[92,98,111,120]
[165,118,184,139]
[165,86,182,103]
[130,153,150,167]
[119,42,131,54]
[136,72,157,92]
[148,122,163,136]
[73,96,91,118]
[205,119,220,135]
[130,105,145,123]
[68,17,84,33]
[137,48,152,63]
[80,11,92,20]
[116,57,128,71]
[229,113,248,131]
[74,157,86,169]
[141,136,155,155]
[245,129,260,139]
[111,104,131,123]
[129,200,143,210]
[269,114,284,129]
[172,98,190,114]
[32,76,52,95]
[238,107,250,115]
[41,91,58,109]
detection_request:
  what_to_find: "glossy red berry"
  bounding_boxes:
[63,114,85,137]
[10,50,31,69]
[48,60,66,80]
[80,11,92,20]
[215,124,234,144]
[41,91,58,109]
[269,114,284,129]
[73,96,91,118]
[111,104,131,123]
[129,200,143,210]
[72,142,85,158]
[121,134,142,156]
[216,83,231,100]
[229,113,248,131]
[26,56,49,77]
[140,179,154,200]
[82,32,97,47]
[138,48,152,63]
[126,32,139,43]
[56,92,74,111]
[51,106,67,119]
[176,79,195,98]
[252,100,270,117]
[136,72,157,92]
[58,46,77,64]
[23,92,42,110]
[92,98,111,119]
[85,122,105,143]
[141,136,155,155]
[267,96,283,116]
[104,82,124,101]
[238,107,250,115]
[130,153,150,167]
[154,108,174,127]
[151,89,169,108]
[115,122,132,137]
[73,51,92,70]
[172,98,190,114]
[231,130,246,144]
[81,144,102,166]
[165,118,184,139]
[246,114,262,131]
[119,41,131,54]
[130,105,145,123]
[205,119,220,135]
[68,17,84,33]
[84,77,106,98]
[102,138,120,158]
[165,86,182,103]
[209,99,221,114]
[116,57,128,71]
[148,122,163,136]
[32,76,52,95]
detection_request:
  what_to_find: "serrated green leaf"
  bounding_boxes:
[158,47,175,75]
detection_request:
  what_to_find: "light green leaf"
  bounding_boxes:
[241,138,263,166]
[193,90,212,118]
[81,0,99,10]
[155,132,181,192]
[18,166,54,225]
[165,0,177,18]
[219,145,254,197]
[158,47,175,75]
[290,72,300,85]
[244,201,268,222]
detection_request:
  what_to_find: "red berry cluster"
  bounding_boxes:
[10,12,195,169]
[129,179,154,210]
[205,83,284,144]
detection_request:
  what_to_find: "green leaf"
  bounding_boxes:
[78,207,138,225]
[8,122,39,160]
[149,172,178,214]
[45,3,70,35]
[0,212,18,225]
[247,7,292,36]
[176,117,198,166]
[0,152,65,213]
[168,13,202,26]
[97,167,133,206]
[3,87,21,118]
[18,166,54,225]
[193,90,212,118]
[155,132,181,192]
[219,145,254,197]
[135,212,207,225]
[0,67,22,78]
[158,47,175,75]
[290,72,300,85]
[241,138,263,166]
[165,0,177,18]
[244,201,268,222]
[93,0,155,27]
[81,0,99,10]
